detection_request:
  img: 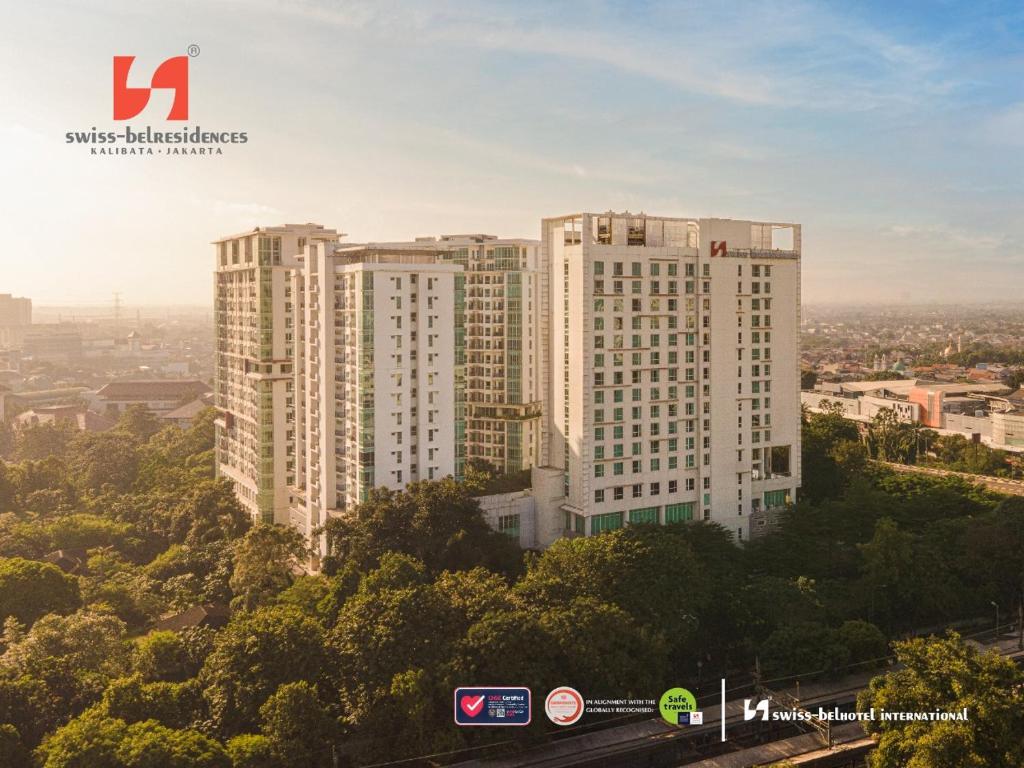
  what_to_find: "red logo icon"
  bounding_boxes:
[459,694,485,718]
[113,56,189,120]
[711,240,728,257]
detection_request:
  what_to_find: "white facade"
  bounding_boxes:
[356,235,545,474]
[215,213,803,551]
[214,224,342,523]
[542,213,801,541]
[289,245,463,548]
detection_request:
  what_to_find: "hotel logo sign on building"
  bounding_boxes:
[65,46,249,158]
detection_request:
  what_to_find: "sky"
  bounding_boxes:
[2,0,1023,306]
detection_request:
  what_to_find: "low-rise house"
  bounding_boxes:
[93,379,211,418]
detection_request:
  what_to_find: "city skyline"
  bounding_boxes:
[3,0,1024,305]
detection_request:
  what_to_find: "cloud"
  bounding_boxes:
[227,0,965,112]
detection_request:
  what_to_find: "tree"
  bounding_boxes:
[857,633,1024,768]
[0,722,31,767]
[462,459,532,495]
[100,676,204,731]
[225,735,276,768]
[535,596,668,695]
[0,557,81,626]
[66,431,140,495]
[866,408,919,464]
[327,556,519,760]
[199,605,329,736]
[258,681,336,768]
[863,371,906,381]
[132,632,193,684]
[273,575,332,620]
[859,518,929,631]
[170,481,249,547]
[321,479,522,576]
[144,541,233,610]
[115,719,230,768]
[516,526,708,648]
[758,622,850,681]
[115,406,163,444]
[13,422,76,462]
[329,554,484,727]
[741,575,828,641]
[22,514,151,562]
[35,708,125,768]
[837,620,888,668]
[229,525,308,611]
[81,552,164,631]
[0,674,59,750]
[0,609,131,721]
[962,497,1024,612]
[134,409,216,494]
[800,403,862,503]
[36,708,230,768]
[0,463,16,512]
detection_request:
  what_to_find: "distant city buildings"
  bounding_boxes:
[0,294,31,349]
[13,403,115,433]
[803,379,1024,452]
[0,296,215,437]
[214,213,804,557]
[92,379,211,418]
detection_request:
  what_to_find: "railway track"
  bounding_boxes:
[451,638,1024,768]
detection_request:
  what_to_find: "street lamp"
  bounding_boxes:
[991,601,999,639]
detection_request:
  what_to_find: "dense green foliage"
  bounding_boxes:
[0,557,81,625]
[859,404,1020,478]
[0,403,1021,765]
[858,634,1024,767]
[750,407,1023,637]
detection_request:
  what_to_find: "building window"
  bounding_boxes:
[591,511,624,534]
[497,514,520,539]
[665,502,694,524]
[628,507,658,525]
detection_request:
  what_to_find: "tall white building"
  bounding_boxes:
[413,235,544,474]
[215,212,801,548]
[543,213,800,541]
[336,236,545,474]
[289,244,464,546]
[214,224,343,523]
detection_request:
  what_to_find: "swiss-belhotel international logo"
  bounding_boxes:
[65,45,249,157]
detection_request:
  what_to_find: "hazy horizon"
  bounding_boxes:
[3,0,1023,305]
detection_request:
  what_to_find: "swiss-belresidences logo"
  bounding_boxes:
[65,46,249,157]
